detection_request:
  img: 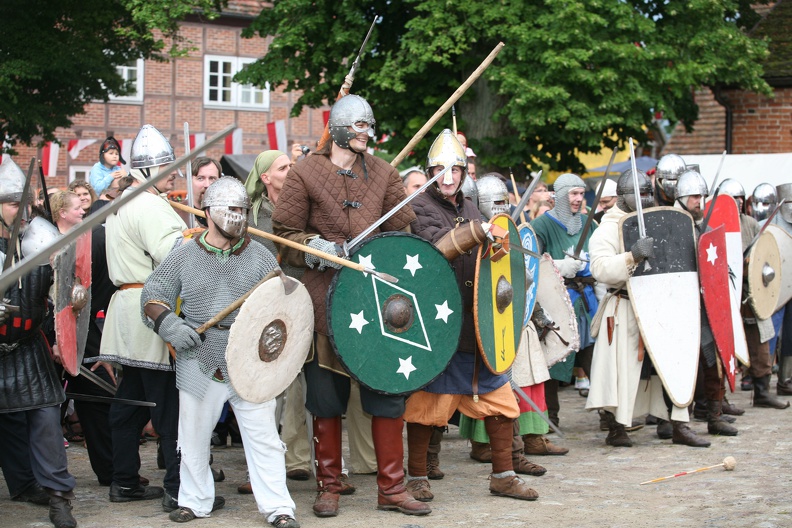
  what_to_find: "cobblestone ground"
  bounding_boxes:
[4,382,792,528]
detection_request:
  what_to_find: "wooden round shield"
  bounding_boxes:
[474,214,527,375]
[53,231,92,376]
[226,276,313,403]
[767,225,792,313]
[517,222,540,324]
[747,229,782,320]
[535,255,579,366]
[327,232,462,395]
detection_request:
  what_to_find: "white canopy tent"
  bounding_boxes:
[681,153,792,195]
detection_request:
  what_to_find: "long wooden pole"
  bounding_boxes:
[390,42,506,168]
[169,201,397,283]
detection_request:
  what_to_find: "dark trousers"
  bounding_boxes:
[68,367,114,485]
[0,411,37,498]
[109,366,179,495]
[782,300,792,358]
[303,357,404,418]
[0,406,75,494]
[746,322,773,378]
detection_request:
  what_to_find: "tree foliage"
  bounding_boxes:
[238,0,770,175]
[0,0,224,151]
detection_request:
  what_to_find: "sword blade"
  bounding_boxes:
[66,392,156,407]
[699,188,721,234]
[343,163,453,256]
[510,170,543,224]
[510,379,564,437]
[344,15,379,88]
[708,150,727,195]
[570,148,618,259]
[79,365,117,396]
[0,125,235,294]
[743,198,787,257]
[629,138,651,272]
[507,243,542,260]
[184,122,195,229]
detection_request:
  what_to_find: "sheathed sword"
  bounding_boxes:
[79,365,117,396]
[629,138,651,271]
[3,158,35,273]
[184,122,195,229]
[564,148,619,262]
[341,164,453,257]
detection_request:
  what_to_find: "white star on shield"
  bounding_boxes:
[435,300,453,323]
[349,311,369,334]
[358,254,375,277]
[397,356,417,379]
[706,243,718,265]
[404,254,423,277]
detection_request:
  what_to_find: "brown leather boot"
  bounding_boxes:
[489,474,539,501]
[405,478,433,502]
[754,375,791,409]
[426,426,444,480]
[721,397,744,415]
[312,416,343,517]
[706,400,738,436]
[599,411,632,447]
[373,417,431,516]
[469,441,492,463]
[671,421,711,448]
[510,421,546,476]
[522,434,569,456]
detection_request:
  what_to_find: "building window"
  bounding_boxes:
[110,59,144,102]
[204,56,269,110]
[69,166,92,184]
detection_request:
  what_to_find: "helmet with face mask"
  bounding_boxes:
[750,183,777,221]
[202,177,252,239]
[476,176,510,220]
[655,153,686,206]
[616,168,653,213]
[426,129,466,191]
[328,95,376,150]
[460,176,479,209]
[777,183,792,224]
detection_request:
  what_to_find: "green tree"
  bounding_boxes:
[0,0,224,151]
[238,0,770,175]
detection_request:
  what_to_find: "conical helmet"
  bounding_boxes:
[0,157,26,203]
[718,178,745,199]
[130,125,175,169]
[460,175,479,208]
[655,153,686,204]
[675,169,709,200]
[750,183,777,221]
[426,129,466,186]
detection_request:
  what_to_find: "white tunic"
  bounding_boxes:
[98,189,186,369]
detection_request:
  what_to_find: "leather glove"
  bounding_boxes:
[0,298,12,326]
[305,237,343,271]
[554,255,586,279]
[155,311,202,353]
[630,237,655,264]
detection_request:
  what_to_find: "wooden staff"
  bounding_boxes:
[639,456,737,485]
[169,200,398,283]
[390,42,506,168]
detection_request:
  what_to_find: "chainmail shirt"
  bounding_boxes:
[548,173,586,235]
[140,235,279,402]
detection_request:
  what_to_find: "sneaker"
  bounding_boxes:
[574,377,590,390]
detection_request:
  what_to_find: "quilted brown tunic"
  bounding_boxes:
[272,151,415,336]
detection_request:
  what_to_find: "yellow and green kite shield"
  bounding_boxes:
[473,213,527,375]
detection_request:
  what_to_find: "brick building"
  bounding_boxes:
[663,0,792,156]
[14,0,329,190]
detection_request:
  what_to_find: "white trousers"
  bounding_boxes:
[177,380,296,522]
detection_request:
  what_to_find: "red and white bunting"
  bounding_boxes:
[266,120,287,151]
[224,129,243,155]
[189,133,206,151]
[117,139,133,170]
[67,139,98,160]
[41,141,60,176]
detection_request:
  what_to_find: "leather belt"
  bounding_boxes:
[607,288,629,299]
[120,283,144,290]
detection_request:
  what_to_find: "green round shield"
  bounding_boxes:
[327,232,463,395]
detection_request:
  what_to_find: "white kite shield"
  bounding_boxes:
[534,255,579,367]
[620,207,700,408]
[226,276,313,403]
